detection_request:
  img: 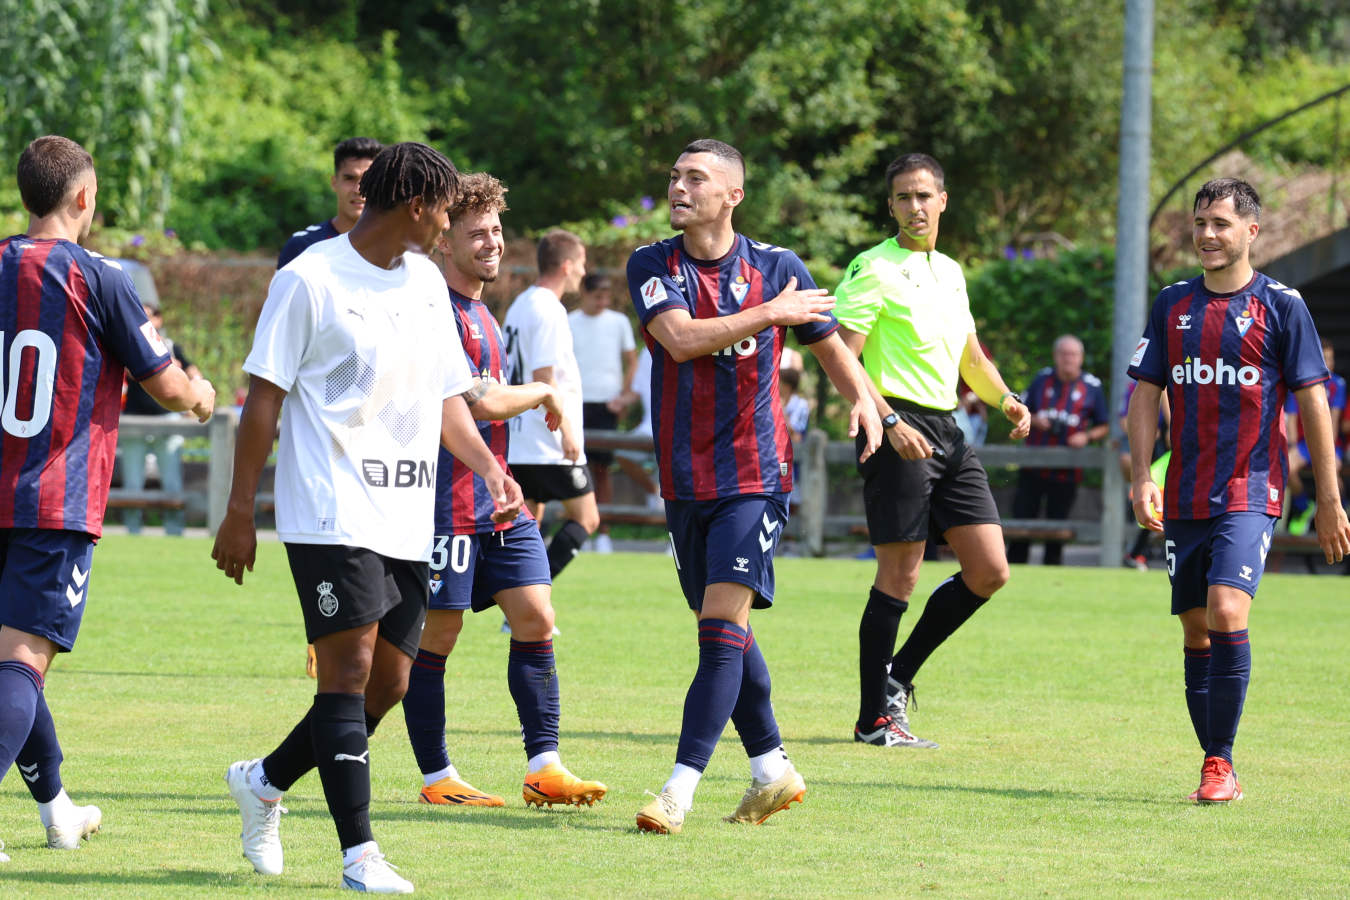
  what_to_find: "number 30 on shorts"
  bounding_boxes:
[430,534,471,574]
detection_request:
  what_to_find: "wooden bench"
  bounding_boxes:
[106,489,187,511]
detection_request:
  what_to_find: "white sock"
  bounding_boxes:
[662,763,701,810]
[749,746,790,783]
[38,788,76,828]
[248,761,283,802]
[527,751,561,774]
[342,840,379,868]
[423,764,460,787]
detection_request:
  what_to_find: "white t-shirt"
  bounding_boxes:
[631,346,653,437]
[567,308,635,402]
[503,285,586,465]
[244,235,472,560]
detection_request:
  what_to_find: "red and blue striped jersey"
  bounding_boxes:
[0,236,172,536]
[1024,368,1109,483]
[1127,272,1328,519]
[627,234,837,501]
[433,287,528,534]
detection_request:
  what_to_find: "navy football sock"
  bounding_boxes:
[547,520,590,577]
[310,693,373,850]
[892,573,988,686]
[16,691,63,803]
[403,649,450,775]
[0,660,43,784]
[859,587,908,727]
[1183,645,1211,752]
[675,619,747,772]
[262,709,315,792]
[1205,630,1250,764]
[508,639,560,758]
[730,628,780,758]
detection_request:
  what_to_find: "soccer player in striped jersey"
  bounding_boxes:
[628,139,881,834]
[276,137,384,270]
[1127,177,1350,804]
[0,136,215,862]
[400,173,607,811]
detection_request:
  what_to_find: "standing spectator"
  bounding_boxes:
[567,273,637,553]
[276,137,384,269]
[613,345,662,508]
[504,230,599,578]
[0,135,214,862]
[1007,334,1110,565]
[779,366,810,506]
[1283,337,1345,534]
[119,295,202,535]
[1128,177,1350,804]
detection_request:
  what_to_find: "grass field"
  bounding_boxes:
[1,536,1347,897]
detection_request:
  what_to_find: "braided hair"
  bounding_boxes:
[358,142,460,212]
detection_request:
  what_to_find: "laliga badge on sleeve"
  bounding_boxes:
[640,276,667,309]
[1130,337,1149,367]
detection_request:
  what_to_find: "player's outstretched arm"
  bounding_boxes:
[807,331,882,462]
[465,379,563,430]
[1293,383,1350,563]
[441,394,524,522]
[959,334,1029,439]
[140,365,216,423]
[646,277,833,363]
[838,326,934,460]
[212,376,285,584]
[1126,379,1165,533]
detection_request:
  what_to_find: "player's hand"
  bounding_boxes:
[851,399,883,463]
[190,377,217,423]
[1066,430,1089,448]
[560,428,581,462]
[211,508,257,585]
[538,387,563,431]
[1131,479,1164,533]
[1003,397,1031,440]
[887,420,934,461]
[766,277,835,327]
[1314,501,1350,564]
[488,473,524,524]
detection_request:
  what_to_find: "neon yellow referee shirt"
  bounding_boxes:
[833,239,975,411]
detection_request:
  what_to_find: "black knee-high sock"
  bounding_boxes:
[508,639,560,758]
[730,628,780,757]
[16,691,63,803]
[858,587,908,727]
[1183,646,1210,751]
[547,520,590,577]
[310,693,373,850]
[892,573,988,686]
[262,709,315,792]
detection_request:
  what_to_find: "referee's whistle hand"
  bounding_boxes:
[888,425,933,461]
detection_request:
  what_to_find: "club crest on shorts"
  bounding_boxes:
[316,580,339,617]
[571,467,588,490]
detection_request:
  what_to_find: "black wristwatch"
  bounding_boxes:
[881,412,901,430]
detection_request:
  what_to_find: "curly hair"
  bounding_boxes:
[448,172,508,222]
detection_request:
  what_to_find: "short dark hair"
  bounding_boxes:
[334,137,383,172]
[778,367,801,391]
[537,229,584,274]
[885,153,945,193]
[581,273,611,293]
[448,172,508,222]
[1193,177,1260,221]
[17,135,94,217]
[358,142,460,212]
[680,138,745,183]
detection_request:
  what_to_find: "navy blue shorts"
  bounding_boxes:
[429,519,551,613]
[0,528,97,652]
[1164,512,1277,614]
[665,493,788,611]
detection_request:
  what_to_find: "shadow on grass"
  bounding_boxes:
[56,669,301,681]
[447,728,678,744]
[807,777,1176,806]
[0,868,286,888]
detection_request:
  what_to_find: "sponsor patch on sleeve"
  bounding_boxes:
[639,276,668,309]
[140,321,169,357]
[1130,337,1149,367]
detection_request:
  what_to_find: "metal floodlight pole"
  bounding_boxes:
[1103,0,1154,567]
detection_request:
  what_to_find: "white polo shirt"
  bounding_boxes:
[503,284,586,465]
[567,307,635,402]
[244,234,472,561]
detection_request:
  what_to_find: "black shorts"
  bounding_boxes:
[512,463,594,502]
[858,399,1001,545]
[284,543,429,658]
[582,402,618,465]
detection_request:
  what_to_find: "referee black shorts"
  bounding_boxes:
[856,398,1001,545]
